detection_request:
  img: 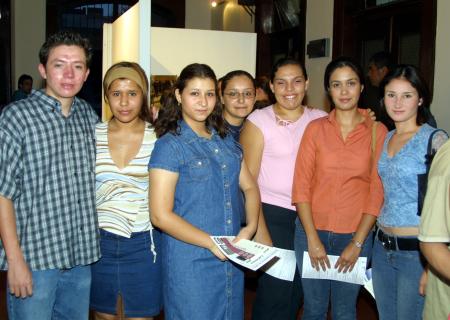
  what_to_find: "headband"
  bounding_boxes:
[104,67,147,93]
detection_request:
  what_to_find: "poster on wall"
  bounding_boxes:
[151,75,176,112]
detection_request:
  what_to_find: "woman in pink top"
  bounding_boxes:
[240,58,327,320]
[292,57,387,320]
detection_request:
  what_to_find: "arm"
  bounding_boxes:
[0,196,32,297]
[296,202,330,271]
[335,124,387,272]
[292,123,330,271]
[334,214,376,272]
[419,177,450,281]
[240,120,272,246]
[149,169,226,260]
[235,159,260,241]
[420,242,450,280]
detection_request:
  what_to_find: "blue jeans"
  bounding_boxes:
[7,265,91,320]
[295,219,372,320]
[372,236,425,320]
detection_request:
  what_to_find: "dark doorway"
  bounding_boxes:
[0,0,11,111]
[333,0,436,92]
[255,0,306,77]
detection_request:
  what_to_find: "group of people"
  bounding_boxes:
[0,30,449,320]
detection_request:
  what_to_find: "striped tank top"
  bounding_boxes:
[95,121,157,238]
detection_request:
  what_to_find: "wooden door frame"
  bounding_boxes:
[333,0,437,93]
[0,0,11,108]
[255,0,307,77]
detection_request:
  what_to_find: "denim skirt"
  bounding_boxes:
[90,229,162,317]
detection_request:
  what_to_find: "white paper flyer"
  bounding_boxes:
[301,252,367,285]
[210,236,278,271]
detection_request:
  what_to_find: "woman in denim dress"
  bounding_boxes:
[148,63,260,320]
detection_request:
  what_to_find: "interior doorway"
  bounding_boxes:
[0,0,11,110]
[333,0,436,92]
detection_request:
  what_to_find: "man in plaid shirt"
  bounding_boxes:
[0,31,100,319]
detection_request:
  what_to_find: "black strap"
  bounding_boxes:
[418,129,448,216]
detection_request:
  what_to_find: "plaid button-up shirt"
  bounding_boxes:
[0,90,100,270]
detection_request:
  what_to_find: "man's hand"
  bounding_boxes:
[7,257,33,298]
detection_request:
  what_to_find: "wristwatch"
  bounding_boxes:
[351,239,363,248]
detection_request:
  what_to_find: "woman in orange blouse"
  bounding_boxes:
[292,57,387,320]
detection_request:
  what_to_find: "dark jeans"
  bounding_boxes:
[295,221,373,320]
[252,203,303,320]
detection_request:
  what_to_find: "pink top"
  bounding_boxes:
[247,105,327,211]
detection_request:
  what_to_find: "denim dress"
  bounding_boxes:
[149,120,244,320]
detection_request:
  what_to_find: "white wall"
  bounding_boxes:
[110,5,140,63]
[304,0,334,111]
[11,0,46,90]
[150,27,256,78]
[431,0,450,132]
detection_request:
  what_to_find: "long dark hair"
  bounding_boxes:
[154,63,226,138]
[379,64,430,126]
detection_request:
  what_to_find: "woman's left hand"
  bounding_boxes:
[335,242,362,273]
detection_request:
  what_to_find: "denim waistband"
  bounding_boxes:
[375,226,419,251]
[99,228,158,262]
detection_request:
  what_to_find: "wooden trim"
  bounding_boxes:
[255,0,307,77]
[419,0,437,97]
[333,0,436,92]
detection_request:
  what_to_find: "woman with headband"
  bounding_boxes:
[90,62,162,320]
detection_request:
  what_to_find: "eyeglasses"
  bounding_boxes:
[223,91,255,100]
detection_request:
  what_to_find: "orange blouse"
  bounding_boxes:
[292,109,387,233]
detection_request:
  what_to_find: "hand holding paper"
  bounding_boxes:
[302,252,367,285]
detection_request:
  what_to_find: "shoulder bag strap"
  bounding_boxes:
[370,121,378,171]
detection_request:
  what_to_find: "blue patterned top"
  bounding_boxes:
[378,124,448,227]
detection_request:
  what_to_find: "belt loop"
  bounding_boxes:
[394,235,399,251]
[374,225,379,238]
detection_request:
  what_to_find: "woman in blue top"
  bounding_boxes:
[148,63,260,320]
[372,65,448,320]
[220,70,256,142]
